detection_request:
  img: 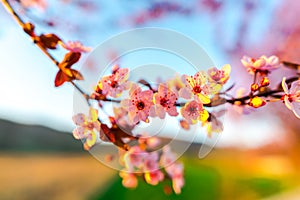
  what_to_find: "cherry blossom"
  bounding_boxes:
[20,0,47,11]
[138,135,161,149]
[167,74,185,94]
[123,146,146,171]
[144,170,164,186]
[72,108,100,150]
[160,146,176,167]
[282,77,300,118]
[181,100,209,124]
[202,116,223,137]
[121,85,154,124]
[166,163,184,194]
[160,146,184,194]
[179,71,221,104]
[207,64,231,85]
[119,171,138,188]
[241,55,280,75]
[100,67,131,98]
[62,41,91,53]
[143,151,160,172]
[150,84,178,119]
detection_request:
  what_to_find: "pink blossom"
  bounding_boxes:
[241,55,280,75]
[166,163,184,194]
[150,84,178,119]
[179,71,221,104]
[62,41,91,53]
[181,100,209,124]
[72,108,100,150]
[160,146,177,167]
[202,115,223,137]
[167,74,185,94]
[207,64,231,84]
[121,85,154,124]
[113,107,135,131]
[20,0,47,11]
[160,146,184,194]
[143,152,160,172]
[282,77,300,118]
[100,67,131,98]
[138,135,161,149]
[123,146,146,171]
[144,170,164,186]
[119,171,138,188]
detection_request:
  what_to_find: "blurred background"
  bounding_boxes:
[0,0,300,199]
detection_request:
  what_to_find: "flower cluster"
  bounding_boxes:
[68,55,300,194]
[119,138,184,194]
[72,108,101,150]
[241,55,280,75]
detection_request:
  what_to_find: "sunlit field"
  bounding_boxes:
[0,153,115,200]
[1,145,300,200]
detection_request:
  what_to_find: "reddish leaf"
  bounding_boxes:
[100,124,137,151]
[22,22,35,37]
[59,52,81,69]
[54,69,84,87]
[54,52,84,87]
[38,34,61,49]
[54,70,71,87]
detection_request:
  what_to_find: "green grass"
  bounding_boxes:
[238,178,282,198]
[90,156,286,200]
[90,164,221,200]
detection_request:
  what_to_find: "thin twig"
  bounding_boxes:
[2,0,89,103]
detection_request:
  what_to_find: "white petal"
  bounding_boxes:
[292,102,300,118]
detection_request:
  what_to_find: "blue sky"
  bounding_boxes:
[0,0,286,148]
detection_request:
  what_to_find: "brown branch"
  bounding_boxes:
[2,0,89,102]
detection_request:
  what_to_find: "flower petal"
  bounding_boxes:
[72,113,86,125]
[179,87,192,99]
[282,77,289,94]
[86,130,97,147]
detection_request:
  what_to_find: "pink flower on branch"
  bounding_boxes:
[160,146,184,194]
[282,77,300,118]
[150,84,178,119]
[119,171,138,189]
[72,108,100,150]
[144,170,164,186]
[241,55,280,75]
[166,163,184,194]
[62,41,91,53]
[100,67,131,98]
[179,71,221,104]
[20,0,47,11]
[181,100,209,124]
[207,64,231,85]
[123,146,146,171]
[121,85,154,124]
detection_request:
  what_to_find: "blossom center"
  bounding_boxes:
[193,86,202,93]
[136,101,145,110]
[110,80,118,88]
[160,97,169,107]
[86,123,94,129]
[188,106,198,116]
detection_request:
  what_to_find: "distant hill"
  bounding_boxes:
[0,119,209,153]
[0,119,83,152]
